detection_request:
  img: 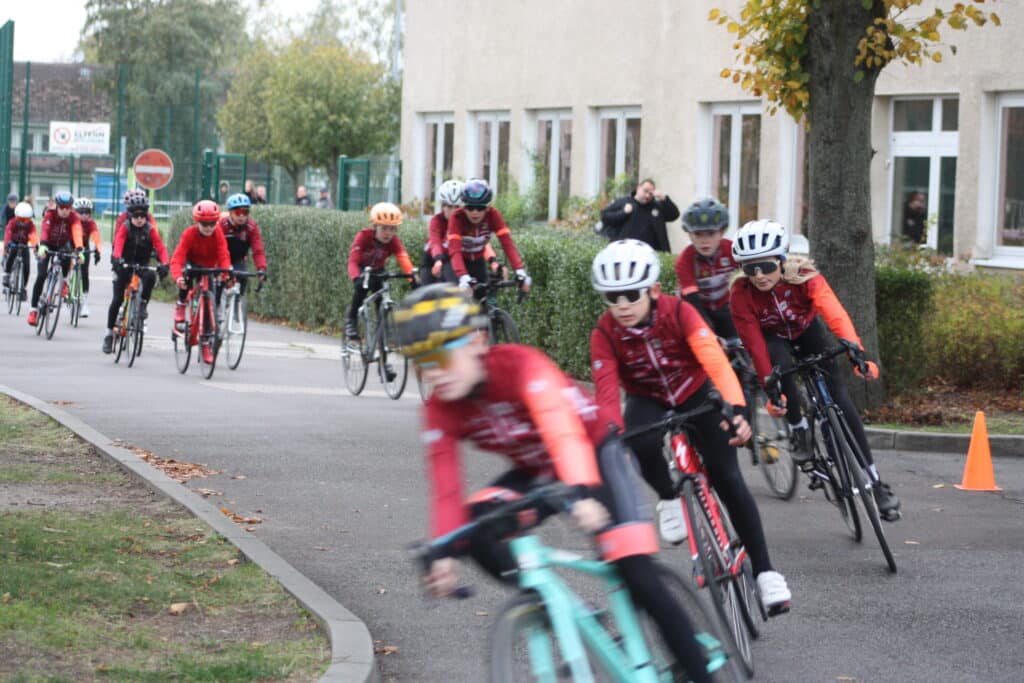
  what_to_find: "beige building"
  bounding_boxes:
[400,1,1024,268]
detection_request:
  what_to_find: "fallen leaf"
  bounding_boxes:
[475,611,490,617]
[245,527,257,532]
[376,587,387,595]
[168,602,189,616]
[44,562,68,568]
[932,484,945,489]
[904,540,921,545]
[195,488,223,497]
[2,593,11,603]
[219,506,262,525]
[314,546,328,551]
[227,559,240,566]
[232,474,247,480]
[931,507,943,512]
[374,644,399,656]
[42,527,69,534]
[48,400,77,406]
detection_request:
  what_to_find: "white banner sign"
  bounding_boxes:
[48,121,111,155]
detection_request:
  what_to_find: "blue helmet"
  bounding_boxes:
[54,191,74,207]
[226,193,251,210]
[460,178,493,207]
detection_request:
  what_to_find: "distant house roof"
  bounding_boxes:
[12,62,116,124]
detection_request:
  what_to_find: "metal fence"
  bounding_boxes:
[337,155,402,210]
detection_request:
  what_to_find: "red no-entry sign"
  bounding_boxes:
[133,148,174,191]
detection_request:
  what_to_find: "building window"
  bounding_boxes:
[469,111,510,194]
[707,103,761,231]
[534,111,572,220]
[11,130,20,151]
[419,112,454,213]
[595,107,641,194]
[40,133,49,153]
[996,99,1024,248]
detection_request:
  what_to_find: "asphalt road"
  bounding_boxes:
[3,270,1023,682]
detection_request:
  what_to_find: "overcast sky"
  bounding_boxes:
[4,0,325,62]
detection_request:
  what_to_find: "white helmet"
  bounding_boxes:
[732,219,789,261]
[437,179,463,206]
[591,239,660,292]
[73,197,93,212]
[14,202,33,219]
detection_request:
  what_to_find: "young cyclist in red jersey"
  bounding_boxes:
[3,202,37,299]
[729,219,901,520]
[28,191,84,327]
[446,178,531,293]
[218,193,267,293]
[72,197,103,318]
[171,200,232,362]
[102,202,170,354]
[395,283,718,683]
[422,179,462,285]
[589,239,792,615]
[674,197,738,339]
[116,189,158,234]
[344,202,417,342]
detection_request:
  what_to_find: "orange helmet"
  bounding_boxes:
[193,200,221,223]
[370,202,403,227]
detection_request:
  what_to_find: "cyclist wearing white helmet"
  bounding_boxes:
[3,202,37,297]
[590,239,792,615]
[422,179,463,285]
[729,219,900,520]
[72,197,102,317]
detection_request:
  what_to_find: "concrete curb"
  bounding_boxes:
[865,426,1023,458]
[2,386,376,683]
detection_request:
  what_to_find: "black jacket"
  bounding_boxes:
[600,194,679,252]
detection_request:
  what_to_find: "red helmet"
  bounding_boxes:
[192,200,220,223]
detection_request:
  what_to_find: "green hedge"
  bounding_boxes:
[875,266,934,393]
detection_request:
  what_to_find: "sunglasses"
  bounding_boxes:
[741,261,780,277]
[602,289,647,306]
[413,335,472,369]
[198,221,218,229]
[130,212,148,219]
[57,204,72,209]
[464,205,487,212]
[230,208,249,216]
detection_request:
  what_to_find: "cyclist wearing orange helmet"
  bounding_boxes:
[343,202,417,340]
[170,200,232,331]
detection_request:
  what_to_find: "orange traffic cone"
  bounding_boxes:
[955,411,1001,491]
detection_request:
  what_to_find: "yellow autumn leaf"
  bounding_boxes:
[168,602,189,616]
[931,51,943,63]
[709,8,721,20]
[991,12,1001,26]
[720,68,732,78]
[727,21,740,34]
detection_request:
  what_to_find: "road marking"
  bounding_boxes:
[201,382,420,401]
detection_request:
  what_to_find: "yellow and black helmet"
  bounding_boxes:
[394,284,488,359]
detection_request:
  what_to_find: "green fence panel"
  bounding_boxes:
[0,21,13,196]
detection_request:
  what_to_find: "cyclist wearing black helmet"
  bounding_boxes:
[27,191,84,327]
[675,197,739,340]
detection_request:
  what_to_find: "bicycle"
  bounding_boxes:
[623,393,771,679]
[472,266,526,344]
[63,248,95,328]
[172,266,231,380]
[766,344,898,574]
[722,338,797,500]
[111,263,159,368]
[414,481,742,682]
[341,268,413,399]
[35,249,77,340]
[218,269,265,371]
[3,243,31,316]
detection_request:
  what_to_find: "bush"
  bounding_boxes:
[875,266,934,393]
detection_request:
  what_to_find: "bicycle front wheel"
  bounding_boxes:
[379,306,408,399]
[224,292,248,370]
[127,295,143,367]
[751,389,797,500]
[67,270,81,328]
[341,310,370,395]
[817,415,862,541]
[198,291,219,380]
[489,307,520,344]
[44,274,62,340]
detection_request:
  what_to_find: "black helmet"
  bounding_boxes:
[682,198,729,233]
[460,178,493,207]
[394,284,487,360]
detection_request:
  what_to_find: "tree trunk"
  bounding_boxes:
[805,0,885,410]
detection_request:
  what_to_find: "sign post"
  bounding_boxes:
[133,148,174,191]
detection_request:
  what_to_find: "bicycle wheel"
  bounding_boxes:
[4,261,15,315]
[816,415,862,542]
[681,479,754,678]
[43,272,62,340]
[489,307,520,344]
[127,294,143,367]
[113,308,126,364]
[379,305,408,399]
[342,309,370,395]
[224,292,247,370]
[829,408,898,574]
[173,322,191,373]
[197,290,219,380]
[67,269,81,328]
[751,389,797,500]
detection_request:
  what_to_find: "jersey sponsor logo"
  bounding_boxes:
[421,429,443,444]
[720,257,731,267]
[526,379,548,393]
[593,359,603,371]
[698,328,709,337]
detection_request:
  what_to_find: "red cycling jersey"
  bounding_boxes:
[112,221,169,264]
[170,225,232,281]
[347,227,414,280]
[427,211,448,259]
[3,219,37,247]
[80,216,103,252]
[446,206,524,276]
[423,344,608,537]
[590,294,745,426]
[674,238,736,312]
[216,216,267,270]
[39,209,83,249]
[730,271,862,382]
[115,211,158,234]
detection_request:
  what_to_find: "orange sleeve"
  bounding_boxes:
[806,275,861,347]
[71,220,84,249]
[681,304,746,407]
[90,227,102,250]
[393,237,415,274]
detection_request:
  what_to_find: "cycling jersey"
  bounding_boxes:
[80,216,103,253]
[674,238,736,312]
[426,211,448,260]
[39,209,83,249]
[590,294,745,426]
[170,225,232,280]
[730,271,861,382]
[347,227,414,280]
[3,219,37,247]
[112,221,169,265]
[423,344,609,537]
[446,206,524,278]
[115,211,158,234]
[217,216,267,270]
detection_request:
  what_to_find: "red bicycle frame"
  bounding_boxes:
[178,272,219,348]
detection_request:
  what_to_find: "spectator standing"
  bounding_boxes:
[901,191,927,246]
[2,192,17,225]
[243,179,256,203]
[599,178,680,253]
[295,185,312,206]
[315,186,332,209]
[254,185,268,204]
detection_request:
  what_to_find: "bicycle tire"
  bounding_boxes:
[342,309,370,395]
[11,258,25,316]
[67,267,81,328]
[113,309,126,364]
[829,408,898,573]
[750,389,797,500]
[489,307,519,344]
[225,291,247,370]
[43,270,62,340]
[127,293,142,367]
[681,479,754,679]
[198,290,219,380]
[816,414,862,542]
[379,304,408,399]
[173,323,191,373]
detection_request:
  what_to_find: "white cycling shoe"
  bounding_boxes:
[756,570,792,616]
[656,499,687,545]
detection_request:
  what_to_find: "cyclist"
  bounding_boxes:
[674,197,738,339]
[116,189,157,234]
[446,178,530,295]
[344,201,417,344]
[729,219,901,520]
[27,191,84,327]
[72,197,103,318]
[3,202,37,299]
[170,200,232,363]
[217,193,267,293]
[102,202,170,354]
[422,179,462,285]
[396,283,717,683]
[589,239,792,614]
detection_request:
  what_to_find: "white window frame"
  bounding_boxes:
[974,92,1024,266]
[586,106,641,195]
[886,96,958,249]
[414,111,454,207]
[697,101,761,232]
[524,109,573,220]
[466,110,511,193]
